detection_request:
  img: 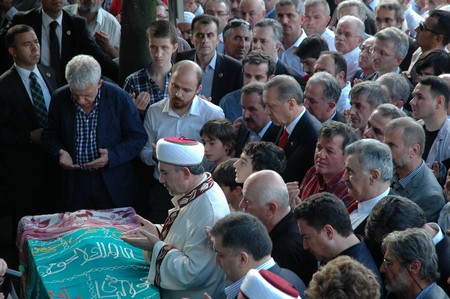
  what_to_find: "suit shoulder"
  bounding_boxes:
[219,53,242,69]
[175,49,196,62]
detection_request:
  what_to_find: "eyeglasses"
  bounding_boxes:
[417,22,441,35]
[370,47,393,58]
[223,19,252,34]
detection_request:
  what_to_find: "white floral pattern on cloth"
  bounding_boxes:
[17,207,141,266]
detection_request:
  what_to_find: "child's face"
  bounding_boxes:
[202,136,229,164]
[233,152,254,183]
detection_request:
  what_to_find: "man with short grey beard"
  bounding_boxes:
[64,0,121,58]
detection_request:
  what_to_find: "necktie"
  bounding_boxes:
[29,72,47,127]
[49,21,61,76]
[278,127,288,148]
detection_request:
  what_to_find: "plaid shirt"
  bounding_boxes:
[75,92,100,170]
[123,64,170,109]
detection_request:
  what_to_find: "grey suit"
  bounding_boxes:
[392,162,445,222]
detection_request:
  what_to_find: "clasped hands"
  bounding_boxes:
[121,215,160,252]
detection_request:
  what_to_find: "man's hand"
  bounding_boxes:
[134,214,159,236]
[84,148,108,169]
[205,226,215,245]
[59,149,80,170]
[233,117,244,131]
[198,94,212,102]
[131,91,150,113]
[93,31,119,58]
[121,229,159,251]
[286,181,301,208]
[30,128,43,143]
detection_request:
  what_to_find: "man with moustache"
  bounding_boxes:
[139,60,224,223]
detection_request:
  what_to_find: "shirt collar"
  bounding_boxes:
[42,9,63,26]
[357,187,390,214]
[286,107,306,135]
[258,121,272,138]
[427,222,444,245]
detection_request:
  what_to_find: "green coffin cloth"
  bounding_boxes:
[25,227,160,299]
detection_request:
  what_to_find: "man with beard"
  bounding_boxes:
[384,117,445,222]
[64,0,121,58]
[381,228,448,299]
[139,60,224,223]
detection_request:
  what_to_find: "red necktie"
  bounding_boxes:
[347,200,359,213]
[278,128,288,148]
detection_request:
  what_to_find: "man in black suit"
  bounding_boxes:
[263,74,321,184]
[234,82,281,156]
[0,0,118,84]
[176,14,243,105]
[0,25,61,236]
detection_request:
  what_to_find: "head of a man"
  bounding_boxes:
[414,10,450,52]
[252,18,283,61]
[241,84,271,135]
[242,50,275,86]
[146,21,179,68]
[383,117,425,174]
[365,195,427,244]
[239,0,266,27]
[211,212,273,282]
[156,137,205,196]
[304,72,341,122]
[276,0,305,40]
[263,75,304,127]
[230,0,241,17]
[344,139,393,202]
[233,141,286,183]
[314,51,347,88]
[66,55,102,113]
[372,27,408,76]
[177,12,195,41]
[78,0,102,13]
[314,121,358,181]
[156,0,169,21]
[410,76,450,123]
[349,81,388,132]
[191,14,220,59]
[306,256,381,299]
[204,0,230,32]
[240,170,291,230]
[336,0,367,21]
[363,103,406,141]
[303,0,331,36]
[414,49,450,85]
[334,15,364,54]
[376,73,412,109]
[293,192,353,262]
[223,19,252,61]
[380,228,439,296]
[40,0,64,19]
[295,34,330,77]
[358,37,376,75]
[168,61,203,115]
[6,25,40,71]
[375,0,404,31]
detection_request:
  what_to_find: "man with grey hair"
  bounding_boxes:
[349,80,388,138]
[329,0,377,37]
[363,103,406,141]
[240,0,266,27]
[366,27,409,81]
[240,170,317,284]
[384,117,445,222]
[303,0,336,51]
[381,228,447,299]
[63,0,121,58]
[344,139,393,236]
[376,72,413,113]
[223,18,252,62]
[304,71,344,123]
[43,54,147,211]
[334,15,364,81]
[252,18,305,86]
[276,0,307,77]
[264,75,321,183]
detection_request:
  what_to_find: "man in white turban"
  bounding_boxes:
[122,136,230,299]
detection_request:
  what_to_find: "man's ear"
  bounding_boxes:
[8,47,15,58]
[369,168,381,183]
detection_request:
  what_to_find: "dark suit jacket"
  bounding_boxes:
[42,82,147,208]
[400,36,419,72]
[268,263,306,297]
[275,61,306,90]
[331,111,346,123]
[0,64,62,214]
[234,121,282,157]
[436,234,450,295]
[176,50,243,105]
[281,109,321,183]
[2,8,118,84]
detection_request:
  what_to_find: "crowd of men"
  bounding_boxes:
[1,0,450,297]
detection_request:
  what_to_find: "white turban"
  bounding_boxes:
[156,137,204,166]
[240,269,301,299]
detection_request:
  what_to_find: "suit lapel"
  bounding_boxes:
[9,67,39,120]
[211,53,224,100]
[37,65,58,93]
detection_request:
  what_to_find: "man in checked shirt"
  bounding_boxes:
[123,20,178,119]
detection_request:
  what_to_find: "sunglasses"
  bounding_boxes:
[223,19,252,33]
[417,22,441,35]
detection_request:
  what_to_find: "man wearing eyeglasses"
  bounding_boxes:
[407,10,450,78]
[334,15,364,82]
[366,27,409,81]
